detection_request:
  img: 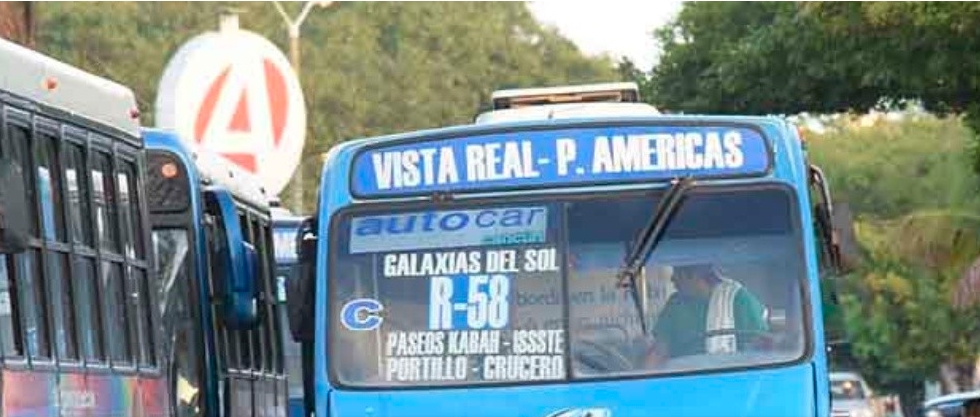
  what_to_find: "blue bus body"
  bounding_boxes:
[271,207,307,417]
[143,129,288,417]
[295,113,839,417]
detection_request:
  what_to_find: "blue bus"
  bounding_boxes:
[286,83,848,417]
[270,204,307,417]
[143,129,288,417]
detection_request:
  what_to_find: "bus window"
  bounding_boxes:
[73,256,104,362]
[36,131,66,241]
[130,266,154,367]
[238,329,253,371]
[91,151,119,253]
[5,123,36,236]
[258,220,277,374]
[204,209,239,372]
[0,256,22,356]
[19,250,49,358]
[47,253,76,361]
[0,255,22,356]
[64,141,93,246]
[153,227,203,415]
[101,261,131,365]
[118,159,155,368]
[63,137,104,363]
[118,165,137,259]
[37,127,78,361]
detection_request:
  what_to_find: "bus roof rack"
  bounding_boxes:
[490,82,641,110]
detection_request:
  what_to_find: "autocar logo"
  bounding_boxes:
[544,408,612,417]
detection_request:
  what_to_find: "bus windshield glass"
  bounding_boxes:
[328,185,808,388]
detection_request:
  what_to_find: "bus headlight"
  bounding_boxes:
[925,410,942,417]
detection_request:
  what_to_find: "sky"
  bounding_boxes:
[526,0,684,71]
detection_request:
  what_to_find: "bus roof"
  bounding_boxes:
[474,102,660,125]
[490,82,640,110]
[143,128,272,211]
[0,38,140,137]
[351,113,785,147]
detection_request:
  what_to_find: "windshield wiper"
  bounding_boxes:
[617,176,696,336]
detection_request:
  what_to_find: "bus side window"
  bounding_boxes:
[0,256,23,356]
[63,134,93,246]
[240,212,259,373]
[258,220,280,375]
[35,130,66,241]
[63,139,105,363]
[204,209,239,373]
[92,150,120,253]
[118,160,155,368]
[93,150,133,366]
[7,122,51,360]
[0,120,25,357]
[234,212,253,373]
[36,125,78,361]
[249,215,269,375]
[255,217,272,376]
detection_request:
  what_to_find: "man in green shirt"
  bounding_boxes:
[648,263,769,362]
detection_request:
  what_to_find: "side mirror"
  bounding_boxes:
[809,165,858,277]
[0,158,29,254]
[287,216,317,342]
[204,187,259,329]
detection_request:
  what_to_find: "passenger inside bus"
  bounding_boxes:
[645,263,770,366]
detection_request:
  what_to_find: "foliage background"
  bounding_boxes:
[33,1,617,212]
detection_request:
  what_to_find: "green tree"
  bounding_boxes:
[34,1,619,211]
[804,116,980,410]
[651,2,980,113]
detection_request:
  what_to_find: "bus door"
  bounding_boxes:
[203,196,281,417]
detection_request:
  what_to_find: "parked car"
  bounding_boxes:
[831,371,877,417]
[920,390,980,417]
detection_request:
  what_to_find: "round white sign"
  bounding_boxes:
[155,20,306,195]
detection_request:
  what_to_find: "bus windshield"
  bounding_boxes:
[328,185,808,389]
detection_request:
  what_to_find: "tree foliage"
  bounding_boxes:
[649,2,980,117]
[805,117,980,400]
[33,2,619,211]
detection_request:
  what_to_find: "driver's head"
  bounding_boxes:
[671,263,720,297]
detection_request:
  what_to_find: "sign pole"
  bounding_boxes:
[154,7,309,203]
[273,1,332,213]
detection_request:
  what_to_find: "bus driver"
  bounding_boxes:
[645,263,770,366]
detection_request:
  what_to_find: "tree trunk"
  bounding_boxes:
[895,382,924,417]
[941,362,977,393]
[0,2,34,47]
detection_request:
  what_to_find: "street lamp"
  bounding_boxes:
[272,0,333,213]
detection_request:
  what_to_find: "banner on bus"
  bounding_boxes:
[350,124,771,198]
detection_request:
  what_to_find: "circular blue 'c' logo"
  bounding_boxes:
[340,298,384,331]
